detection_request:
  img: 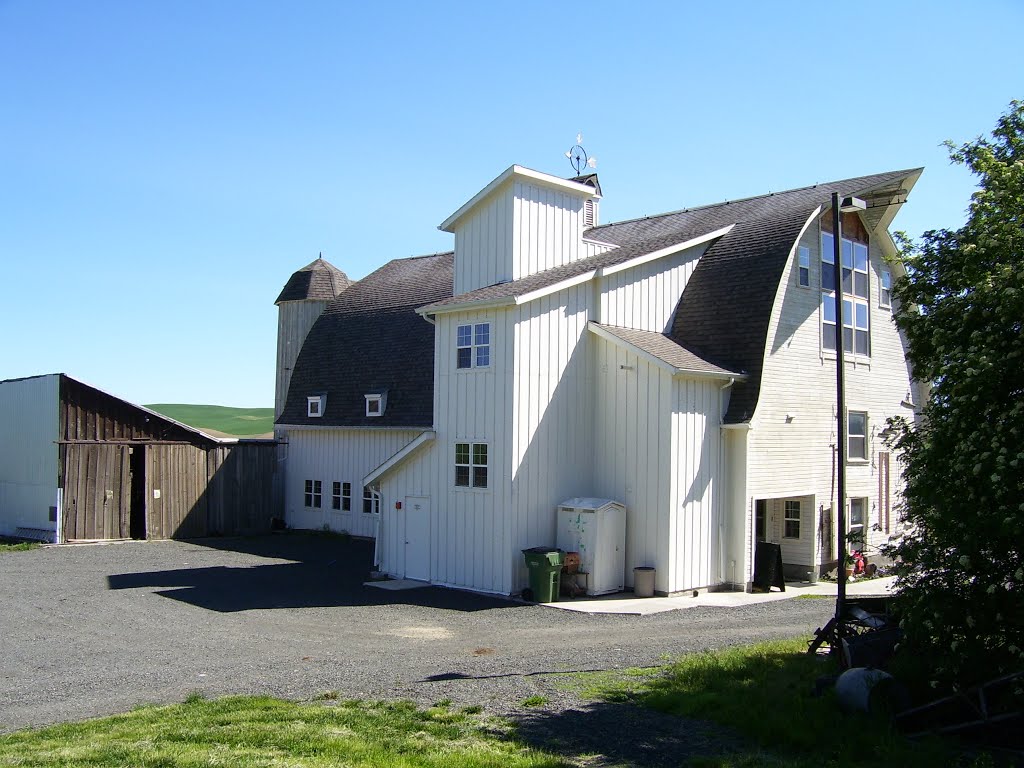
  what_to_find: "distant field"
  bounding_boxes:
[144,404,274,437]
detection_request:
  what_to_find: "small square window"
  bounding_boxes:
[797,246,810,288]
[307,395,325,418]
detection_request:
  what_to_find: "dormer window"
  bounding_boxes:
[307,394,325,418]
[365,391,387,417]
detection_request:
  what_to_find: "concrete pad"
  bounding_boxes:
[364,578,430,591]
[541,576,896,615]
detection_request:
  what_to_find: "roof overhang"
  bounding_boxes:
[587,323,746,381]
[439,165,599,233]
[363,430,436,487]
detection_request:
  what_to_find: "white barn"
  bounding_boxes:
[275,164,924,596]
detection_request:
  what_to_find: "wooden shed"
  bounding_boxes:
[0,373,277,543]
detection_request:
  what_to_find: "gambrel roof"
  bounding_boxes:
[278,253,454,428]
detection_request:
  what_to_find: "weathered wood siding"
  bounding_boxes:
[207,443,277,535]
[744,211,918,577]
[145,443,208,539]
[284,427,420,539]
[598,242,707,332]
[276,300,329,421]
[0,374,59,538]
[61,443,131,540]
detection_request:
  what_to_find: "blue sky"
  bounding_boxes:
[2,1,1021,407]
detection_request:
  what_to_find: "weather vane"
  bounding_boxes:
[565,133,597,175]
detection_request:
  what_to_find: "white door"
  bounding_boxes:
[404,495,430,581]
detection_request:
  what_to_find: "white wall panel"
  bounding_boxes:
[453,186,513,295]
[0,375,59,537]
[284,427,419,538]
[599,242,707,332]
[511,181,587,280]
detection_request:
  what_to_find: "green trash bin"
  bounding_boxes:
[522,547,564,603]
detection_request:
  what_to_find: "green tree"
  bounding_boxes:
[887,101,1024,690]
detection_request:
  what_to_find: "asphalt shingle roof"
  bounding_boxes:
[592,324,743,378]
[278,253,454,428]
[275,257,352,304]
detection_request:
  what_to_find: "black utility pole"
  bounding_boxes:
[831,191,848,623]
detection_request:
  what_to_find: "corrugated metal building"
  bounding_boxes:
[0,373,277,543]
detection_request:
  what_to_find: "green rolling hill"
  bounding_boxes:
[144,404,275,438]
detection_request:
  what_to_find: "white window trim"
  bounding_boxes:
[880,269,892,310]
[454,441,489,490]
[456,322,491,371]
[304,479,322,509]
[820,232,871,359]
[362,486,380,515]
[307,395,325,418]
[783,500,801,540]
[797,245,811,288]
[365,394,383,417]
[847,410,869,463]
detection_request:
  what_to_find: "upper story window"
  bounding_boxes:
[457,323,490,369]
[364,391,387,417]
[454,442,488,488]
[307,395,325,417]
[797,246,810,287]
[880,270,892,309]
[848,411,868,461]
[821,230,870,356]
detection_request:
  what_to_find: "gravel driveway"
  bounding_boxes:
[0,534,833,764]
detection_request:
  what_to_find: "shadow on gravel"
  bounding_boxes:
[507,700,743,768]
[106,533,516,614]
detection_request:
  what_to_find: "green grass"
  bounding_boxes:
[0,539,40,553]
[520,696,548,708]
[0,696,569,768]
[566,638,980,768]
[144,403,274,437]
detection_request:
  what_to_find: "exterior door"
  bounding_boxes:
[404,495,430,581]
[62,444,132,540]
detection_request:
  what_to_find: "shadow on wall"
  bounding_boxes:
[106,534,517,614]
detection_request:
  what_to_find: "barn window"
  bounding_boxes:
[821,231,870,356]
[797,246,810,287]
[332,481,351,511]
[304,479,322,508]
[362,486,380,514]
[307,395,325,418]
[454,442,488,488]
[848,411,868,461]
[456,323,490,369]
[783,500,801,539]
[364,391,387,417]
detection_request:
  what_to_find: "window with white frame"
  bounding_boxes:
[307,395,325,417]
[880,269,892,308]
[332,481,352,511]
[849,497,867,545]
[821,231,870,355]
[848,411,868,461]
[797,246,810,287]
[362,486,379,514]
[456,323,490,369]
[365,394,382,417]
[784,500,801,539]
[304,479,322,508]
[454,442,488,488]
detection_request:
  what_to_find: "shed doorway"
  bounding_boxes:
[404,495,430,581]
[129,445,147,539]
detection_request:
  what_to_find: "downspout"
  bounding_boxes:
[371,484,382,568]
[718,377,736,586]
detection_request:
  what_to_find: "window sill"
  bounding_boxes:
[820,352,871,368]
[847,459,870,466]
[453,486,491,493]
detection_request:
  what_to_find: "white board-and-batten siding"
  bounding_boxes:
[0,374,59,537]
[452,177,592,297]
[284,427,420,539]
[746,213,918,572]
